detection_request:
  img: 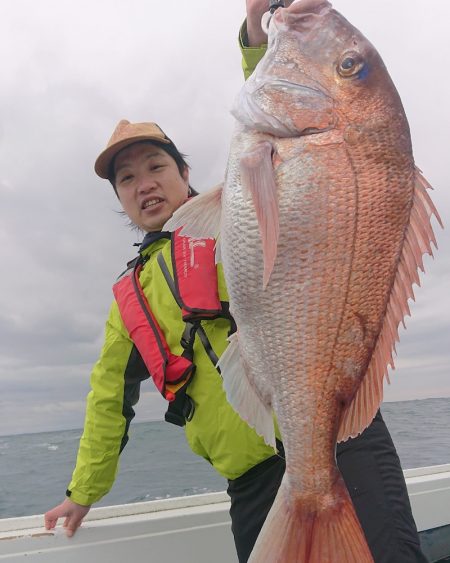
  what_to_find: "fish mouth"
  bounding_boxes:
[232,78,336,138]
[236,0,338,138]
[279,0,333,25]
[261,1,332,37]
[288,0,332,14]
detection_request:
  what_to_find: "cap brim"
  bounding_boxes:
[94,134,171,179]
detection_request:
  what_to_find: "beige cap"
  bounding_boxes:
[94,120,171,179]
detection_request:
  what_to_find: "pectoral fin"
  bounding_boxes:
[240,142,279,288]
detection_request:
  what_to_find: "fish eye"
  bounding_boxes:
[342,58,355,69]
[337,51,365,77]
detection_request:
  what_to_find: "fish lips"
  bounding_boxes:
[263,0,333,41]
[232,78,336,138]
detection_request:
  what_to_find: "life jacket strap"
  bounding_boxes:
[196,324,220,372]
[157,252,183,308]
[158,252,223,372]
[164,320,199,427]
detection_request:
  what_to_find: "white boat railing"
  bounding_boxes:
[0,464,449,562]
[404,464,450,532]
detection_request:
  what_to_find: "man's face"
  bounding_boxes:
[114,142,189,232]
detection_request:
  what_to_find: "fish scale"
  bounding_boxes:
[222,131,358,469]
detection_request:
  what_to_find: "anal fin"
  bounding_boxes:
[218,332,276,449]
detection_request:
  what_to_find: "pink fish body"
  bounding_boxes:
[165,1,442,561]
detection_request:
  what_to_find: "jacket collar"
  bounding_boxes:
[139,231,171,253]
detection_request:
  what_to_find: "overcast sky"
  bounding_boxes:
[0,0,448,436]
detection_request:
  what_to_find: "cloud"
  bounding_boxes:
[0,0,449,436]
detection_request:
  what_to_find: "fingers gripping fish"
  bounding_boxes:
[165,1,442,561]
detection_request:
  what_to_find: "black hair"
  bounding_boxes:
[108,139,197,196]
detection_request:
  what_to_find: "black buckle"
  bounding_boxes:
[180,322,198,360]
[164,411,185,427]
[164,393,195,427]
[181,323,195,349]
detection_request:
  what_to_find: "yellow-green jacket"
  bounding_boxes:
[67,36,269,508]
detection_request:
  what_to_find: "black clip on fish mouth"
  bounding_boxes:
[262,1,285,34]
[269,0,285,13]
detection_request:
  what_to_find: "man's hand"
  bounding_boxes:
[246,0,294,46]
[44,498,91,537]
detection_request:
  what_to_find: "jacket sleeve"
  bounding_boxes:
[66,301,149,506]
[239,20,268,80]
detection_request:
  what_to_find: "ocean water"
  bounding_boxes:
[0,397,449,519]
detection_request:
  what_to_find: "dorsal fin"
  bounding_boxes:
[163,184,223,262]
[338,167,442,442]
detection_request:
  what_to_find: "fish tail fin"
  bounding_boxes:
[249,478,373,563]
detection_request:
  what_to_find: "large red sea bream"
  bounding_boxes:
[166,0,442,560]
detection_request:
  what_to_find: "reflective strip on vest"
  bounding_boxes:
[113,263,194,402]
[172,229,222,320]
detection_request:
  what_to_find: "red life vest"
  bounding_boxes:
[113,230,227,421]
